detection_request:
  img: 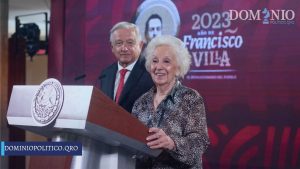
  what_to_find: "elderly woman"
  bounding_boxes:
[132,35,210,169]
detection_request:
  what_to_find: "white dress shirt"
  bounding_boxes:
[113,60,137,100]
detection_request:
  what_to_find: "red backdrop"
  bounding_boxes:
[49,0,300,168]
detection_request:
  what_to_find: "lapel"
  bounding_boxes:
[118,58,144,102]
[104,63,118,99]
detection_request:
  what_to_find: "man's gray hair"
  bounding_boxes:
[110,21,142,44]
[145,35,191,78]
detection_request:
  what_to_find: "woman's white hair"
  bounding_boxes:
[145,35,191,78]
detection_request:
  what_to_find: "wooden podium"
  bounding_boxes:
[7,85,161,169]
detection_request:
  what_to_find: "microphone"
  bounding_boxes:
[74,74,86,81]
[98,74,106,80]
[94,74,106,88]
[74,74,86,84]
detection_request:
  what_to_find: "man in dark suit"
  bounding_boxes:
[99,22,154,113]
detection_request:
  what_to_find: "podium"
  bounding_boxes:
[7,84,161,169]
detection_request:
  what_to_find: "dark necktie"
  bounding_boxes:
[115,69,128,103]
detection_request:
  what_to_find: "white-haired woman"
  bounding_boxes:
[132,35,210,169]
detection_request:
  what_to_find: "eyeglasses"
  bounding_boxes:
[114,40,137,47]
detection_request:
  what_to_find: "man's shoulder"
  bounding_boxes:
[133,57,147,71]
[101,62,118,75]
[137,56,146,65]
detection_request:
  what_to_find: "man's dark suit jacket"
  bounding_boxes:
[99,57,154,113]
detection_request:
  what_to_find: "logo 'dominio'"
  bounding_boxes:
[31,78,64,126]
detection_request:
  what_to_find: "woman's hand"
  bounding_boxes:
[146,127,175,150]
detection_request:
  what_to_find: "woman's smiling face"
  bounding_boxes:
[150,45,179,87]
